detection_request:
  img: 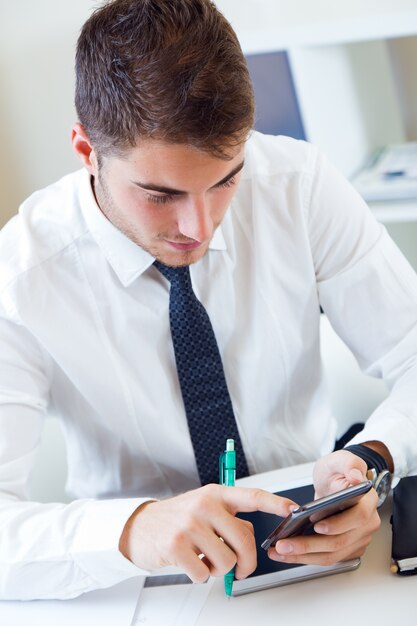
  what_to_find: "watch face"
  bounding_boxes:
[374,470,392,507]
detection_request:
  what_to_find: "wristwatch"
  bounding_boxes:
[367,468,392,507]
[344,444,392,507]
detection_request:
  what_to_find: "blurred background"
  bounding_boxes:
[1,1,417,501]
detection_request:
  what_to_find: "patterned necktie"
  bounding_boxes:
[154,260,249,485]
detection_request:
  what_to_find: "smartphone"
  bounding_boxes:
[261,479,373,550]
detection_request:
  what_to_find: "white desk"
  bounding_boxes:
[196,463,415,626]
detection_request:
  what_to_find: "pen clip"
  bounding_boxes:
[219,451,226,486]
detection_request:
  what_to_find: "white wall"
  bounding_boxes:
[0,1,96,225]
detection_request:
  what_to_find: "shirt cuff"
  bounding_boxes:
[348,409,417,479]
[72,497,152,588]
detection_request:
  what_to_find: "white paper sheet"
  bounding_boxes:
[131,576,214,626]
[0,576,144,626]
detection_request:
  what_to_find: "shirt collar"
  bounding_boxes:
[78,168,227,287]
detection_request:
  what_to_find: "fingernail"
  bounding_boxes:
[315,523,328,533]
[276,541,294,555]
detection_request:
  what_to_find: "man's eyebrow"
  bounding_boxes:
[131,160,245,195]
[214,160,245,188]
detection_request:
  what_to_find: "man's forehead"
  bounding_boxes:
[111,139,246,190]
[127,137,245,161]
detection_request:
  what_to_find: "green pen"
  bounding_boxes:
[219,438,236,599]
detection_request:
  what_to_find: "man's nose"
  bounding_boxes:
[177,196,213,242]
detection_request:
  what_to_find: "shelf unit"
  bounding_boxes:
[369,200,417,224]
[216,1,417,53]
[217,0,417,224]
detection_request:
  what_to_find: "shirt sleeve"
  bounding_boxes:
[0,311,146,600]
[307,147,417,478]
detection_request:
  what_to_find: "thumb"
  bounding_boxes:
[342,450,368,479]
[346,466,367,484]
[313,450,368,496]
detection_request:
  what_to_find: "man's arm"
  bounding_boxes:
[0,313,142,600]
[306,146,417,477]
[267,146,416,567]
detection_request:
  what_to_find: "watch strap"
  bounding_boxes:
[344,444,389,474]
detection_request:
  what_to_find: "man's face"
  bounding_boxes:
[92,139,245,267]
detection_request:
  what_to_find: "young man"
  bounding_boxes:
[0,0,416,600]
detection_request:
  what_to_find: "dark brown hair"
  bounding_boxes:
[75,0,254,159]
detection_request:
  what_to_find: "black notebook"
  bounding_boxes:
[233,483,360,595]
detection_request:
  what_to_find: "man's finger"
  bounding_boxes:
[220,485,297,518]
[210,514,257,580]
[313,491,380,535]
[176,547,211,584]
[269,535,368,566]
[196,531,238,578]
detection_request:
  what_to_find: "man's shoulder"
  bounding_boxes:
[243,131,319,179]
[0,169,89,291]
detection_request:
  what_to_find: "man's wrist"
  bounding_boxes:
[344,441,394,508]
[119,500,156,562]
[345,440,394,473]
[361,441,394,473]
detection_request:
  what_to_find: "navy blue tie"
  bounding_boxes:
[154,260,249,485]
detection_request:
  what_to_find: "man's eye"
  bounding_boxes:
[146,193,174,205]
[219,176,236,189]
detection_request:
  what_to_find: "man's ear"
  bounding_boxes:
[71,123,98,175]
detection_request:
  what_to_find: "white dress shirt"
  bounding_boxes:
[1,132,417,599]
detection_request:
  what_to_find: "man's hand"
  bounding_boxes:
[119,484,296,582]
[268,450,380,566]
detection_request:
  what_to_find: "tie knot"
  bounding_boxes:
[154,260,191,288]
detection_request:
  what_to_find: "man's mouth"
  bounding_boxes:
[164,239,203,251]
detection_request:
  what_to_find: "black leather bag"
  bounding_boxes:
[391,476,417,575]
